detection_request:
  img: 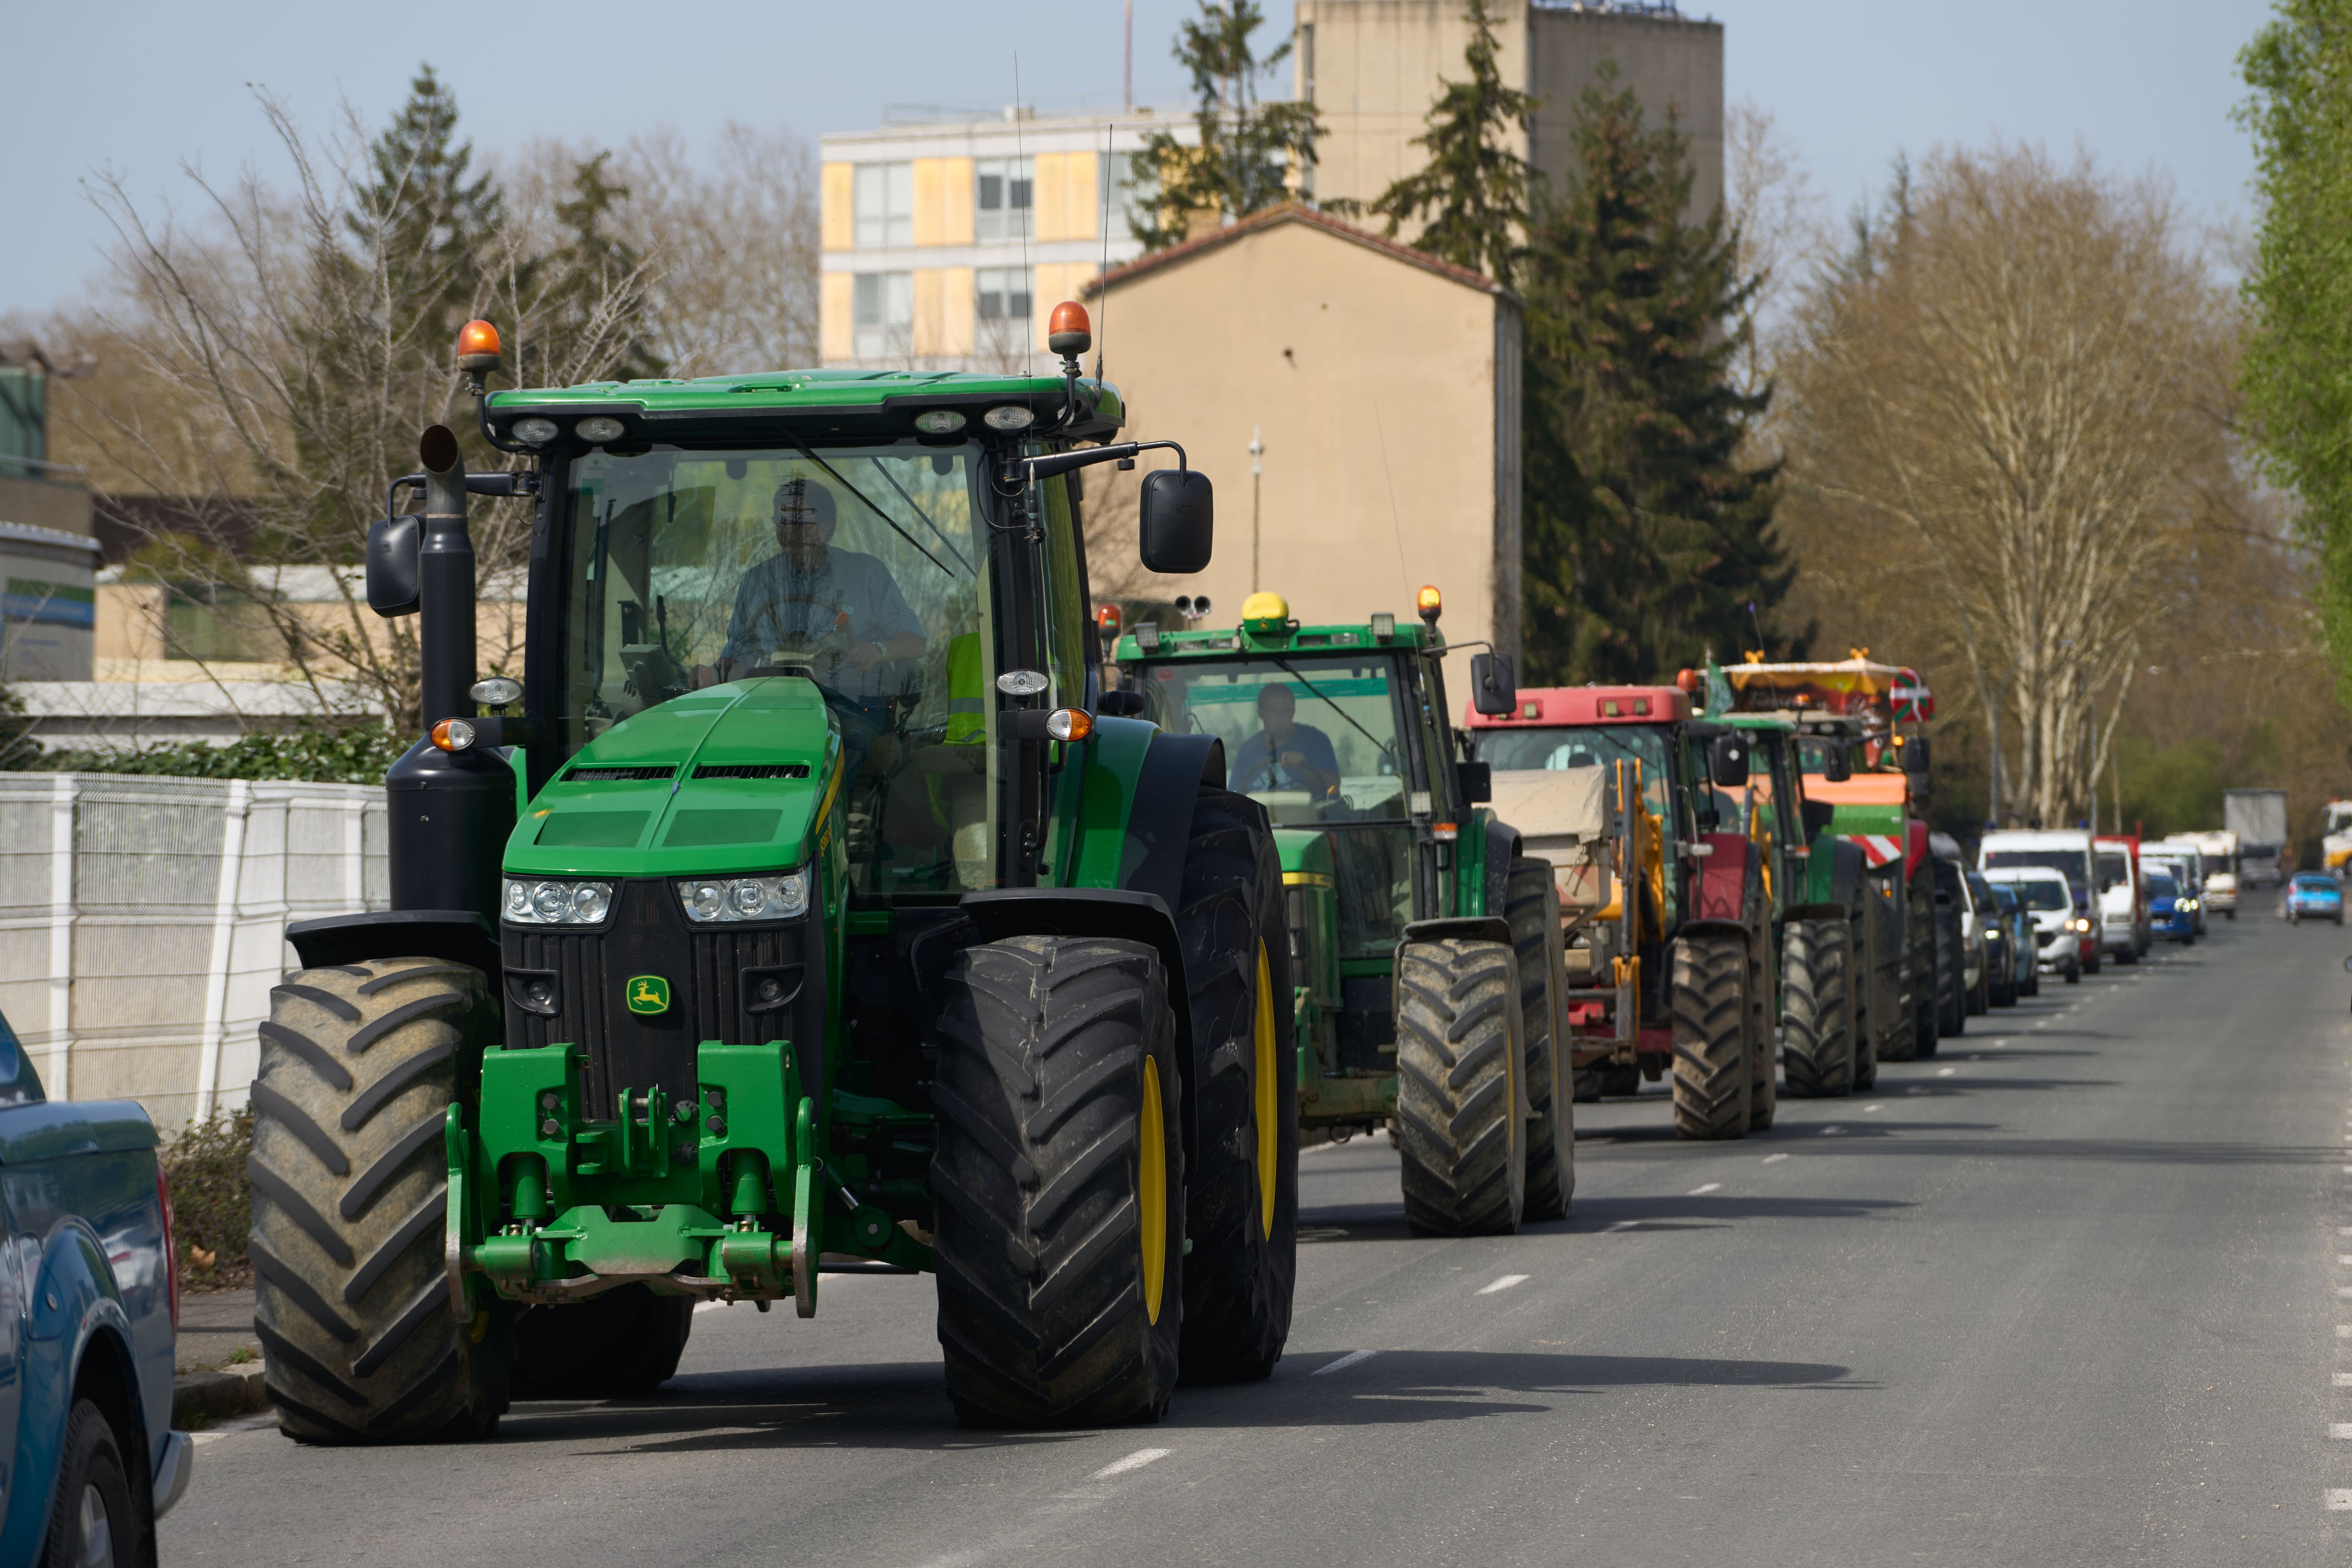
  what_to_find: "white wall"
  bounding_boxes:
[0,774,389,1132]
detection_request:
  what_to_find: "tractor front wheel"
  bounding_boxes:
[249,959,509,1444]
[1671,934,1752,1140]
[1395,937,1526,1235]
[931,936,1184,1427]
[1508,860,1574,1222]
[1780,919,1854,1099]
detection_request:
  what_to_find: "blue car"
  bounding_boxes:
[2146,870,2196,943]
[0,1009,188,1564]
[2288,872,2344,926]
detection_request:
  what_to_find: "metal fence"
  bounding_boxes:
[0,773,389,1134]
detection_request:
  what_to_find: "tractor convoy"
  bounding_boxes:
[247,310,2028,1447]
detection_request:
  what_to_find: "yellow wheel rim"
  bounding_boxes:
[1140,1058,1167,1325]
[1254,942,1279,1236]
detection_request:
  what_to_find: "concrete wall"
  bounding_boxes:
[0,774,389,1132]
[1299,0,1724,226]
[1094,213,1519,660]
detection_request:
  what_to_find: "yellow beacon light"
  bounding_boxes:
[1417,585,1443,626]
[1241,591,1291,637]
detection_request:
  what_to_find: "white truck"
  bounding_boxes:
[2323,800,2352,872]
[2163,831,2238,918]
[2225,789,2289,888]
[1979,829,2099,976]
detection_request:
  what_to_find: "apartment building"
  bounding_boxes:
[818,108,1193,374]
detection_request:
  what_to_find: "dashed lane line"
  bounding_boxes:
[1478,1275,1530,1296]
[1762,1153,1789,1164]
[1312,1350,1379,1376]
[1092,1448,1171,1479]
[1689,1182,1723,1196]
[1604,1220,1640,1232]
[1820,1125,1845,1136]
[1937,1067,1958,1077]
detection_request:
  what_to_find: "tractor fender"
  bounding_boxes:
[1116,731,1227,916]
[1475,816,1518,921]
[1693,833,1758,924]
[287,909,501,979]
[958,889,1195,1079]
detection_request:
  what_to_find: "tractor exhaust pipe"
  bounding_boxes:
[387,424,517,925]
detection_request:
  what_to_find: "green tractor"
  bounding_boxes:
[1111,589,1572,1235]
[248,307,1301,1439]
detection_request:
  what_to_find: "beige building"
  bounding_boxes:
[818,108,1193,373]
[1297,0,1723,224]
[1091,206,1523,663]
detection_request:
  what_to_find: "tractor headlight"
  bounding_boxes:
[503,878,614,926]
[677,869,810,924]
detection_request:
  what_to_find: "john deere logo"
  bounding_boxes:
[625,975,671,1016]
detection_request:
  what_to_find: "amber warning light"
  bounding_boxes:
[1048,301,1092,359]
[1417,585,1443,625]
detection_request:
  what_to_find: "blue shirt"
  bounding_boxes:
[720,546,924,697]
[1230,723,1340,795]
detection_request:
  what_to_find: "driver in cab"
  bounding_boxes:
[695,477,927,693]
[1231,683,1339,800]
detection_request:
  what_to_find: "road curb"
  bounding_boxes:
[175,1362,270,1426]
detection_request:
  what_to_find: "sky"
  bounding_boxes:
[4,0,2273,317]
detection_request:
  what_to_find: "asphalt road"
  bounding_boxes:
[173,912,2352,1566]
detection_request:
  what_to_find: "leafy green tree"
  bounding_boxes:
[2239,0,2352,686]
[1365,0,1536,285]
[1133,2,1327,248]
[1518,65,1791,686]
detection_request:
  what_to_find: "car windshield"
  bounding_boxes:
[2295,875,2337,892]
[1990,885,2021,914]
[1472,723,1674,818]
[557,440,998,894]
[1991,876,2073,913]
[2147,871,2177,900]
[2095,853,2129,891]
[1982,850,2087,896]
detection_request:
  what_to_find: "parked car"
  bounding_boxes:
[0,1007,188,1565]
[1955,861,1992,1015]
[2145,869,2196,943]
[2143,850,2204,936]
[1982,865,2087,983]
[1974,871,2036,1004]
[1980,830,2100,975]
[2287,871,2344,926]
[2094,837,2148,964]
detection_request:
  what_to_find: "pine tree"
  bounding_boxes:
[1519,65,1792,686]
[1365,0,1535,285]
[348,64,505,362]
[1132,2,1327,249]
[523,150,665,387]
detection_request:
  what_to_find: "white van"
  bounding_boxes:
[1979,830,2099,975]
[2164,832,2236,918]
[1980,865,2087,983]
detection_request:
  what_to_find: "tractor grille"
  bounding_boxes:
[501,878,826,1119]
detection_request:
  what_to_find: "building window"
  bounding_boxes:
[854,163,913,248]
[853,271,913,360]
[975,268,1033,325]
[976,157,1033,243]
[1101,151,1157,241]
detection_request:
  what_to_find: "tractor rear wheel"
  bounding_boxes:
[512,1286,694,1399]
[1508,860,1574,1222]
[249,959,509,1444]
[1671,934,1751,1140]
[1395,937,1526,1235]
[1780,919,1854,1098]
[930,936,1184,1426]
[1170,789,1298,1383]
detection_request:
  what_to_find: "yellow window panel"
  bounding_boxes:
[912,160,947,247]
[912,269,946,357]
[1034,153,1069,243]
[820,273,854,361]
[820,163,854,252]
[941,157,976,245]
[1065,151,1098,241]
[940,267,976,356]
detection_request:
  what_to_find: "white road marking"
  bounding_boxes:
[2335,1286,2352,1299]
[1478,1274,1530,1296]
[2333,1372,2352,1387]
[1312,1349,1378,1376]
[1092,1448,1171,1478]
[188,1412,279,1446]
[1864,1104,1883,1113]
[2330,1423,2352,1440]
[1762,1153,1789,1164]
[694,1300,731,1315]
[2328,1489,2352,1511]
[1820,1125,1844,1136]
[1937,1067,1957,1077]
[1689,1182,1723,1196]
[2339,1256,2352,1267]
[2339,1227,2352,1236]
[2338,1324,2352,1338]
[1604,1220,1640,1232]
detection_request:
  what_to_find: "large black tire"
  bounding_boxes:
[41,1399,142,1568]
[1395,938,1526,1235]
[1169,788,1298,1383]
[1508,860,1574,1222]
[1671,934,1751,1140]
[931,936,1184,1426]
[249,959,509,1444]
[1780,918,1854,1098]
[1935,929,1965,1038]
[1747,936,1777,1133]
[512,1286,694,1399]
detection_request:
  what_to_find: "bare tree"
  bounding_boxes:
[68,89,657,734]
[1779,144,2241,827]
[1722,100,1827,414]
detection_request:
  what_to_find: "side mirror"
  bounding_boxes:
[1470,652,1516,717]
[366,514,421,617]
[1822,744,1852,783]
[1800,798,1835,837]
[1139,469,1213,574]
[1097,689,1146,718]
[1710,733,1750,789]
[1456,760,1491,804]
[1903,735,1933,776]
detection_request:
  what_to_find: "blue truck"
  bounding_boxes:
[0,1008,189,1564]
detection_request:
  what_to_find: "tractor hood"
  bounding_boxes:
[504,677,840,878]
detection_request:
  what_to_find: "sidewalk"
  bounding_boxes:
[176,1287,258,1373]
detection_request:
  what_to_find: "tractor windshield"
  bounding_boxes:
[555,439,997,893]
[1470,723,1674,819]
